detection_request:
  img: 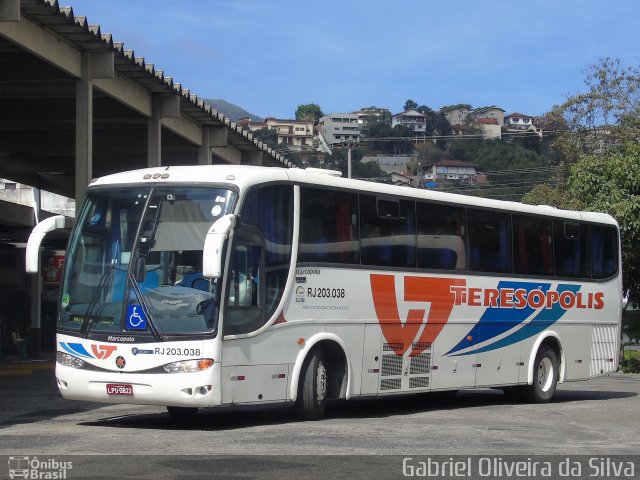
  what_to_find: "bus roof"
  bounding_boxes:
[88,165,618,227]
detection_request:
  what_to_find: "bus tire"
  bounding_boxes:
[296,350,328,421]
[166,406,199,419]
[523,345,559,403]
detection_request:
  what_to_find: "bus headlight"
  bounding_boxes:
[162,359,214,373]
[56,352,86,369]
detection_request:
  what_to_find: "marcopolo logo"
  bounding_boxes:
[8,456,72,479]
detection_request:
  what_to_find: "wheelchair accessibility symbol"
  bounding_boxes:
[126,305,147,330]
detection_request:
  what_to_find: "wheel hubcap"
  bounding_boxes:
[316,363,327,403]
[537,357,554,392]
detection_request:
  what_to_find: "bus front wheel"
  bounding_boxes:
[523,345,559,403]
[296,350,328,420]
[166,406,199,419]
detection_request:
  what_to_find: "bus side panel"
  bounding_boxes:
[589,324,620,377]
[221,324,324,404]
[430,322,477,391]
[360,323,382,395]
[556,324,591,381]
[328,323,365,397]
[475,323,522,387]
[230,364,290,404]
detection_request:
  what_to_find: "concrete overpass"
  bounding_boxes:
[0,0,290,355]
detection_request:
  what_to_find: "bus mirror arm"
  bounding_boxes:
[202,214,236,278]
[25,215,73,273]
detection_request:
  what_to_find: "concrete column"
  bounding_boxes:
[30,187,42,357]
[29,262,42,357]
[147,95,180,167]
[0,0,20,21]
[198,126,212,165]
[147,95,162,167]
[75,51,92,205]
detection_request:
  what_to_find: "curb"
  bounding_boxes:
[0,358,55,377]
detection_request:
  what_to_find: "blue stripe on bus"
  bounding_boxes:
[448,284,581,356]
[445,281,551,356]
[59,342,93,358]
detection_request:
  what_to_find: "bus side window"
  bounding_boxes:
[513,215,553,276]
[360,195,415,268]
[239,185,293,319]
[468,209,511,274]
[299,187,359,264]
[554,220,590,278]
[591,225,618,279]
[417,203,466,270]
[224,243,264,335]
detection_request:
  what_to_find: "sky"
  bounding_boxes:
[67,0,640,119]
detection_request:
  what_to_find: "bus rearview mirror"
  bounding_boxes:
[202,214,236,278]
[25,215,73,273]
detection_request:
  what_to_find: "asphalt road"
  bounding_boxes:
[0,369,638,479]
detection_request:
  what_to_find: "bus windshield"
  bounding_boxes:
[58,186,236,336]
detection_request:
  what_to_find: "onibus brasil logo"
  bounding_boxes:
[8,456,72,479]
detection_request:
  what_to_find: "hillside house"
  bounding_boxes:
[423,159,479,184]
[318,113,362,145]
[471,106,506,126]
[391,109,427,133]
[238,117,314,150]
[440,104,471,126]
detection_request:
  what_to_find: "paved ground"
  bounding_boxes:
[0,355,638,479]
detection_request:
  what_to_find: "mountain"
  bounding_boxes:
[203,99,263,122]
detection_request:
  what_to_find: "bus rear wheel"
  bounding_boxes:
[166,406,199,419]
[296,351,328,421]
[523,345,559,403]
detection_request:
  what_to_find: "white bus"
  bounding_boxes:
[26,165,622,420]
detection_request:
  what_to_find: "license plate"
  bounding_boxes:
[106,384,133,396]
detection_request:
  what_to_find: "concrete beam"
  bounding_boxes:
[159,94,180,118]
[93,74,152,117]
[162,115,202,146]
[0,0,20,21]
[211,145,242,165]
[0,199,37,227]
[209,125,228,147]
[0,14,81,77]
[242,150,264,166]
[89,52,114,80]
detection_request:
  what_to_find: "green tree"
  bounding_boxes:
[447,138,484,163]
[551,57,640,160]
[473,139,548,172]
[521,182,577,209]
[295,103,323,122]
[416,142,446,167]
[513,134,542,154]
[566,141,640,301]
[251,127,278,148]
[403,99,418,111]
[364,121,412,155]
[523,58,640,302]
[352,159,389,180]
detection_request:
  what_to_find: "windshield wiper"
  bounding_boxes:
[81,264,117,338]
[128,272,164,342]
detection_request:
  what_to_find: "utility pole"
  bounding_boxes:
[347,142,352,179]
